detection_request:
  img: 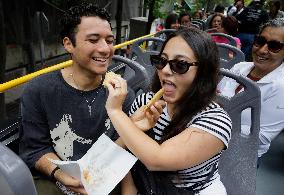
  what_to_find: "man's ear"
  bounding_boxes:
[63,37,74,53]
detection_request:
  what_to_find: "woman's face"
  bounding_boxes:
[157,36,198,105]
[252,26,284,75]
[170,20,180,29]
[180,15,191,27]
[212,16,222,30]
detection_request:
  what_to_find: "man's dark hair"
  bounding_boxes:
[178,12,191,24]
[151,27,219,142]
[214,4,225,13]
[165,13,179,29]
[60,2,111,46]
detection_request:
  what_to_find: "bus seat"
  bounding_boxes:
[211,33,237,47]
[129,37,164,77]
[218,69,261,195]
[154,29,176,40]
[217,43,245,70]
[109,55,151,95]
[0,142,37,195]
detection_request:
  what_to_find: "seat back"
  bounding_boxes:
[0,142,37,195]
[217,43,245,70]
[109,55,151,95]
[217,69,261,195]
[129,37,165,76]
[211,33,237,47]
[154,29,176,40]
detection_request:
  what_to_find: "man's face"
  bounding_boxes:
[64,16,115,76]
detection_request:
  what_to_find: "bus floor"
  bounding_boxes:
[256,131,284,195]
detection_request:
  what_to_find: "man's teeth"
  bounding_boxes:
[93,57,107,62]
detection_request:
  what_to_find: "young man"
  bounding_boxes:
[19,3,135,194]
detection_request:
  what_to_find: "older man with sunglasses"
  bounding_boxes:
[218,18,284,165]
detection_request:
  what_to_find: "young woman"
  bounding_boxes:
[105,28,232,195]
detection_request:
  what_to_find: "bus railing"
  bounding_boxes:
[0,33,155,93]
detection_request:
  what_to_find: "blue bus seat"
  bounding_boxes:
[0,142,37,195]
[109,55,151,95]
[218,69,261,195]
[217,43,245,70]
[129,37,165,76]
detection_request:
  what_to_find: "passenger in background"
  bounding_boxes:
[218,18,284,165]
[235,0,269,61]
[178,12,192,28]
[18,3,135,195]
[192,10,204,20]
[227,0,245,17]
[213,16,241,49]
[268,1,284,20]
[106,28,232,195]
[208,13,224,33]
[164,13,180,29]
[205,4,225,30]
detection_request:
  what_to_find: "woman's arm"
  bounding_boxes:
[105,76,230,171]
[109,109,224,171]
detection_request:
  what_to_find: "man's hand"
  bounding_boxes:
[54,169,87,195]
[35,153,87,194]
[131,100,166,131]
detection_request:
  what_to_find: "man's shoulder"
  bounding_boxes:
[28,71,60,86]
[25,71,61,90]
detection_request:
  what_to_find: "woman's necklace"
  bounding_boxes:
[70,73,101,116]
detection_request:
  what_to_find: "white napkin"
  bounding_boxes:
[49,134,137,195]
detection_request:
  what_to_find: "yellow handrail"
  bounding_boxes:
[0,33,155,93]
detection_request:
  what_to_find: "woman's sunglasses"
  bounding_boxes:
[150,55,198,74]
[253,35,284,53]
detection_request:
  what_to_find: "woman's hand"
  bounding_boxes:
[131,100,166,131]
[105,75,128,115]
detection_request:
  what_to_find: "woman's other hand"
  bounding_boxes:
[131,100,166,131]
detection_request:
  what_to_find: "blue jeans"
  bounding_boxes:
[237,33,255,61]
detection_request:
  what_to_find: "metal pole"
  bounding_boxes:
[115,0,123,55]
[0,0,6,122]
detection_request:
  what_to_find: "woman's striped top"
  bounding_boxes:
[129,92,232,191]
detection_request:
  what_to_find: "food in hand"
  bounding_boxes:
[144,88,164,111]
[102,72,121,87]
[83,169,92,184]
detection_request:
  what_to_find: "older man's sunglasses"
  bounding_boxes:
[253,35,284,53]
[150,55,198,74]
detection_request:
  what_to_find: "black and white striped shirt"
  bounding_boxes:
[129,92,232,190]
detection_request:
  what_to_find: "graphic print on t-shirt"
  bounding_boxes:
[50,114,92,160]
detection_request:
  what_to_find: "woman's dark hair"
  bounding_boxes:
[222,16,239,36]
[151,27,220,142]
[165,13,179,29]
[214,4,225,13]
[60,2,111,46]
[208,13,224,29]
[178,12,191,24]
